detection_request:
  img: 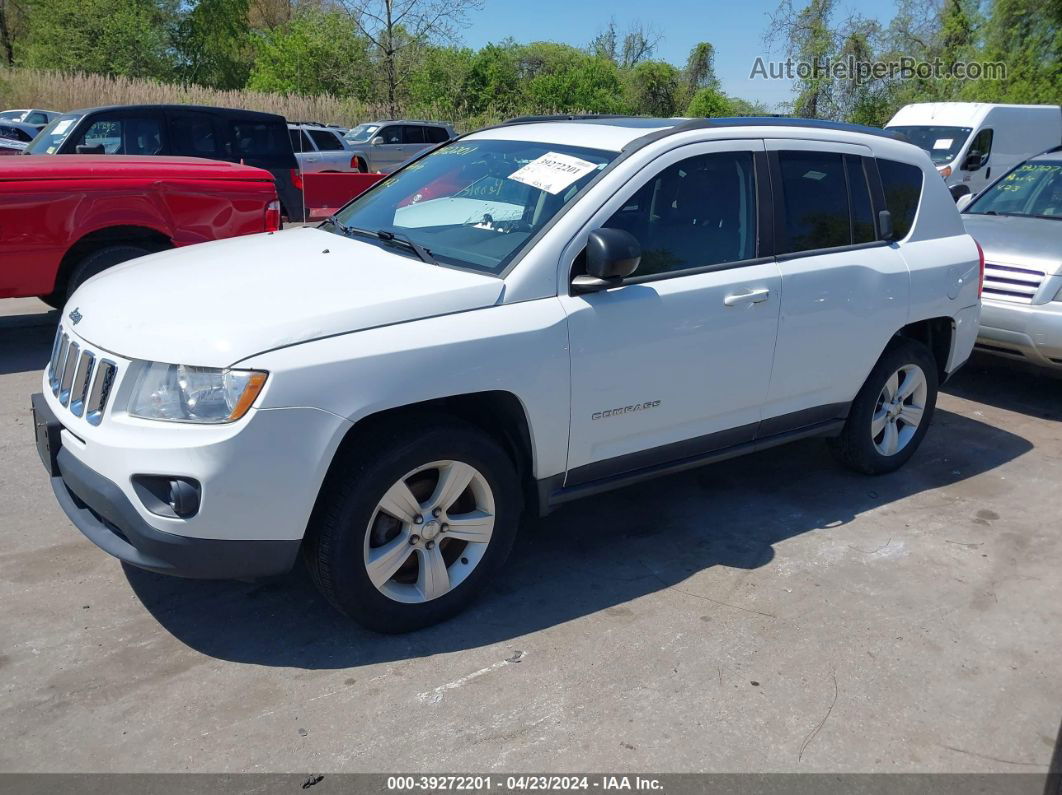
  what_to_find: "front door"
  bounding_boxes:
[559,140,782,485]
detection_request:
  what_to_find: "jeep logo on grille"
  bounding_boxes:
[68,308,82,325]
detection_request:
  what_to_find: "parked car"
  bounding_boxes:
[886,102,1062,198]
[957,148,1062,369]
[23,104,306,220]
[288,122,360,173]
[33,116,981,632]
[1,155,280,308]
[0,108,62,127]
[343,119,455,172]
[0,121,40,154]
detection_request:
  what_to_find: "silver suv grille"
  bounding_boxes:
[47,328,118,426]
[982,262,1046,304]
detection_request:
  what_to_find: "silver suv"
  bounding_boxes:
[288,123,358,173]
[343,120,455,173]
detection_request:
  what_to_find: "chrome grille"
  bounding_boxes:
[982,262,1046,304]
[45,326,119,425]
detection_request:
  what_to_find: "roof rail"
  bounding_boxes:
[502,113,639,125]
[677,116,908,141]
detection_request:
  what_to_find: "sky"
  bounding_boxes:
[459,0,900,111]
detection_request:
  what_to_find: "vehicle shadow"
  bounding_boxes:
[0,319,57,376]
[125,406,1032,669]
[944,354,1062,421]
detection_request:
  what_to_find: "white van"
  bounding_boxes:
[886,103,1062,197]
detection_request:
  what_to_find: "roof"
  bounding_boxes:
[466,115,907,153]
[887,102,1062,128]
[0,155,274,182]
[64,104,286,122]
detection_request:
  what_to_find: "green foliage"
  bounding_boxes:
[625,60,681,116]
[247,10,373,99]
[685,87,732,117]
[175,0,253,89]
[20,0,175,79]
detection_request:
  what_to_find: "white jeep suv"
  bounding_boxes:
[33,116,983,632]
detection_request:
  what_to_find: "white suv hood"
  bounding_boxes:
[66,227,505,367]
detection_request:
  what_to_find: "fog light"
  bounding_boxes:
[132,475,201,519]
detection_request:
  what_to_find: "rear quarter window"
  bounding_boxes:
[878,159,923,239]
[309,129,344,151]
[231,120,292,157]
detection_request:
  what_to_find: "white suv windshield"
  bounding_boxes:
[328,139,616,274]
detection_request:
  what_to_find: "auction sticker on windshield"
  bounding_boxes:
[507,152,598,194]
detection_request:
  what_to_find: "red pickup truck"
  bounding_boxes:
[1,155,280,307]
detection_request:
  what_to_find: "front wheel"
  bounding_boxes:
[828,337,939,475]
[304,418,521,632]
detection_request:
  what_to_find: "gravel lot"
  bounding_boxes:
[1,296,1059,774]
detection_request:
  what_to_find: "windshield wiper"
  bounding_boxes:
[326,220,438,265]
[375,229,438,265]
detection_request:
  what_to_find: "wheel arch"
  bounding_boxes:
[310,390,538,523]
[895,316,954,382]
[52,225,174,299]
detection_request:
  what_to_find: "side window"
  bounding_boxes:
[170,114,220,157]
[402,126,427,144]
[878,159,923,240]
[377,126,402,144]
[0,125,30,142]
[25,112,47,125]
[309,129,344,151]
[425,126,450,144]
[231,121,288,157]
[777,151,850,252]
[846,156,876,244]
[288,128,303,151]
[73,116,163,155]
[601,151,757,277]
[966,128,993,170]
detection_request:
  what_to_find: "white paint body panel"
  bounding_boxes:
[52,120,980,546]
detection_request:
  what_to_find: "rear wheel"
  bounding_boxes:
[65,244,153,300]
[354,157,367,173]
[828,337,938,474]
[304,417,521,633]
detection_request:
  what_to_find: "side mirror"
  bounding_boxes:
[878,209,894,241]
[955,193,974,212]
[572,228,641,294]
[949,183,972,203]
[371,136,385,146]
[962,151,984,172]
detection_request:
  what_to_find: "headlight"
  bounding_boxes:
[128,363,267,424]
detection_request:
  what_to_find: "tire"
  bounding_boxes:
[828,337,939,475]
[304,416,522,633]
[66,244,153,299]
[39,292,65,310]
[354,157,367,173]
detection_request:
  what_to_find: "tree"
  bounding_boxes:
[176,0,253,89]
[965,0,1061,104]
[590,18,660,68]
[20,0,175,78]
[248,9,373,98]
[0,0,25,65]
[625,60,681,116]
[340,0,484,117]
[682,42,718,102]
[766,0,836,118]
[406,45,474,118]
[517,42,624,113]
[685,87,731,117]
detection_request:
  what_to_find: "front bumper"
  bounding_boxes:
[976,298,1062,369]
[35,393,302,579]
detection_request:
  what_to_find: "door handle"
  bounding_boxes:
[724,288,770,307]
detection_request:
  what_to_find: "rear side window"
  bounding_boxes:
[231,120,289,157]
[0,125,31,142]
[425,126,450,144]
[309,129,344,151]
[402,126,427,144]
[777,151,851,252]
[25,112,48,125]
[171,114,220,157]
[878,159,923,239]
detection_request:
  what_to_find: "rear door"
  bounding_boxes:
[167,109,225,160]
[761,140,909,427]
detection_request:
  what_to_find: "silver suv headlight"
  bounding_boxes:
[128,363,268,424]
